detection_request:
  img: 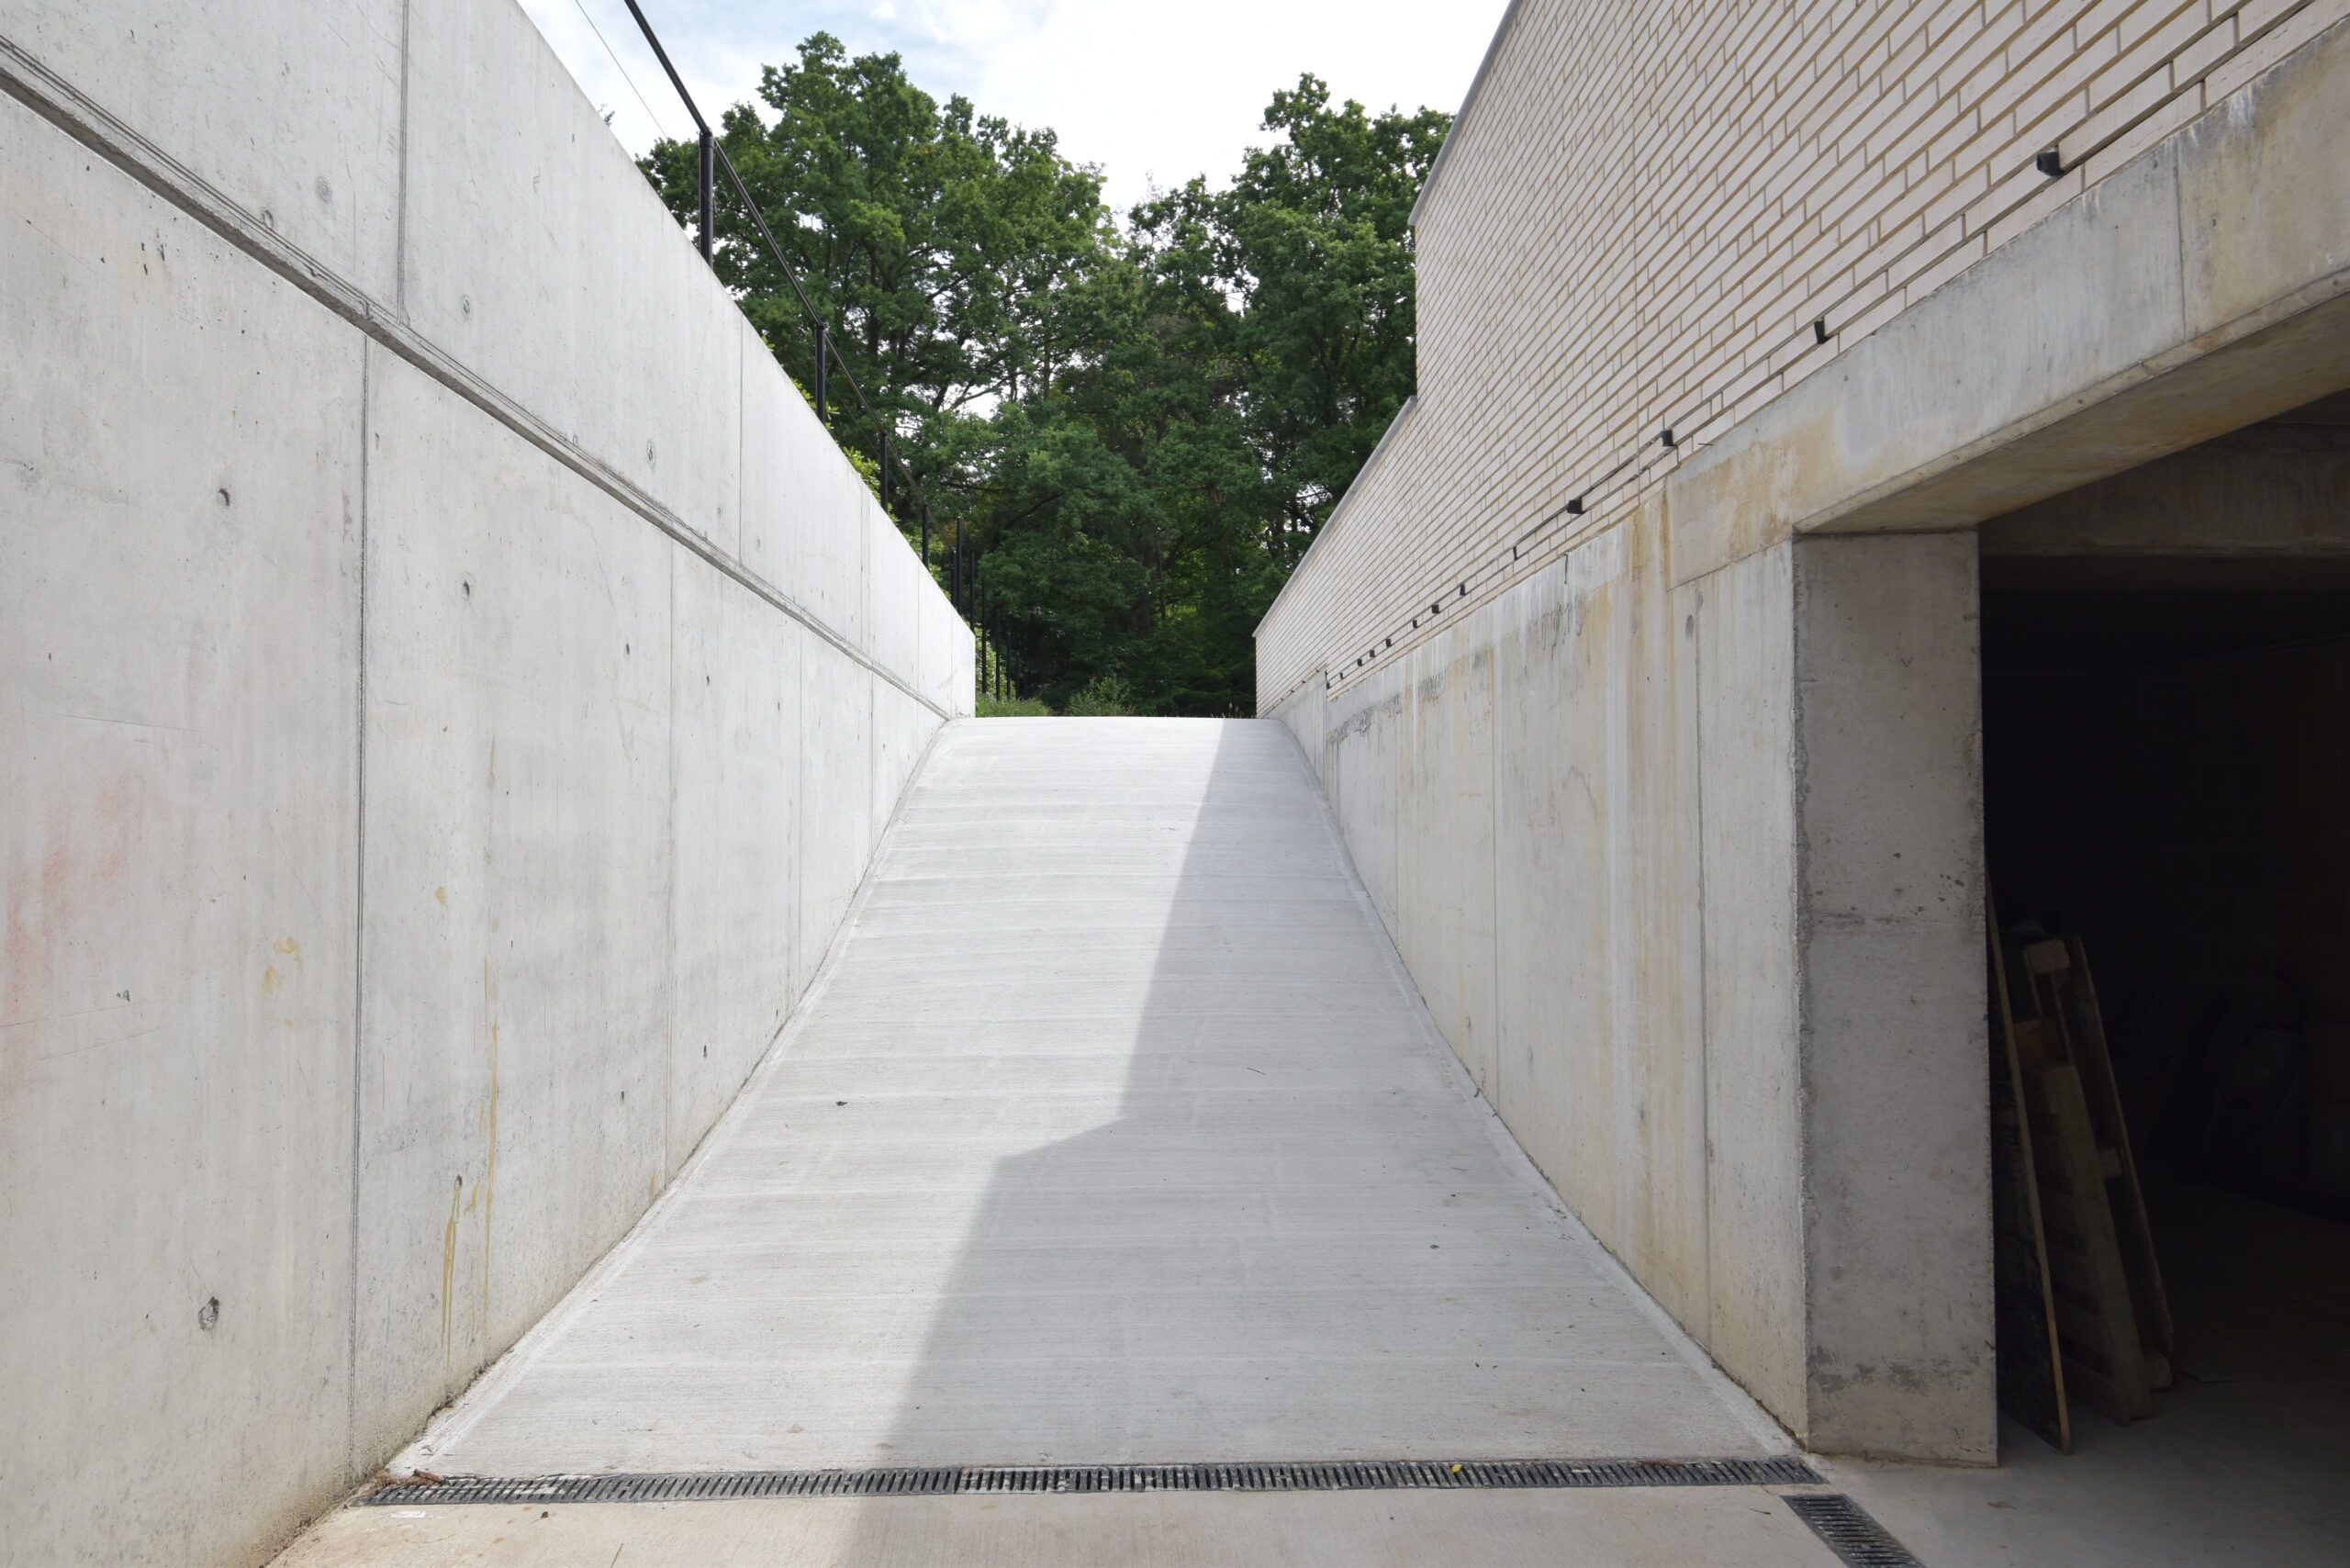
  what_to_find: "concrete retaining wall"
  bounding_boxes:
[0,5,968,1564]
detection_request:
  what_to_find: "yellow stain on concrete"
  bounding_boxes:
[440,1175,463,1372]
[479,959,499,1339]
[434,886,447,906]
[262,936,301,998]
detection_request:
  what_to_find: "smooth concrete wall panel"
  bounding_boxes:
[0,95,365,1568]
[1484,510,1709,1339]
[1325,667,1406,939]
[1267,677,1327,767]
[734,323,799,593]
[1496,561,1616,1237]
[800,636,875,971]
[351,349,677,1461]
[399,0,742,550]
[744,342,871,653]
[1688,542,1807,1431]
[668,555,803,1171]
[1549,530,1632,1262]
[1790,532,1992,1461]
[0,0,407,301]
[1396,622,1497,1098]
[916,568,974,715]
[1582,510,1709,1338]
[865,506,923,701]
[868,675,926,857]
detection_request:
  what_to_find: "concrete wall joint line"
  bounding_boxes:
[663,552,677,1176]
[1785,550,1818,1402]
[393,0,411,316]
[1687,575,1713,1373]
[344,337,374,1482]
[0,28,955,723]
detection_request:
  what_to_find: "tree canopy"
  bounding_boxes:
[644,35,1447,714]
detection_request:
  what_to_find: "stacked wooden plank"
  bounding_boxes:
[1990,914,2175,1445]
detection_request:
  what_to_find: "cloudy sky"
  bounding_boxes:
[518,0,1510,214]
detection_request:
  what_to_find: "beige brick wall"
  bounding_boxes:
[1257,0,2350,711]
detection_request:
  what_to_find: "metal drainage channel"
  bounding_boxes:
[1782,1494,1926,1568]
[360,1454,1821,1507]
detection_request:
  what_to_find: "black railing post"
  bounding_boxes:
[696,129,713,261]
[626,1,959,613]
[811,322,827,426]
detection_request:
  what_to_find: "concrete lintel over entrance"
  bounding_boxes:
[1667,17,2350,590]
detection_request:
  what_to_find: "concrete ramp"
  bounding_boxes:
[279,719,1840,1564]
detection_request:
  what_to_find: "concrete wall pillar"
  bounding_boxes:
[1790,530,1993,1460]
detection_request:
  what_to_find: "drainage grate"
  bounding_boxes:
[358,1453,1821,1507]
[1783,1494,1924,1567]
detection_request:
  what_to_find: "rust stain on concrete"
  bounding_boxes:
[479,959,499,1339]
[440,1175,464,1372]
[4,776,139,1095]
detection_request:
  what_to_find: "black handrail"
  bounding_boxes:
[615,0,989,661]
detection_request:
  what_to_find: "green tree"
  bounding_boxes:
[642,32,1115,495]
[1136,77,1449,567]
[644,45,1444,717]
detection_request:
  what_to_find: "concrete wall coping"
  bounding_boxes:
[1261,396,1420,630]
[1406,0,1530,231]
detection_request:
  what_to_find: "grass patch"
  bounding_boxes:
[976,691,1053,717]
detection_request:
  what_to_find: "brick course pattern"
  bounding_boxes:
[1256,0,2350,712]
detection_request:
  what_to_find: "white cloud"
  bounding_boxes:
[517,0,1508,213]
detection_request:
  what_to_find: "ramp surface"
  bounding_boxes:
[393,718,1783,1474]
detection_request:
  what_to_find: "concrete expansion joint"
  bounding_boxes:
[0,29,955,724]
